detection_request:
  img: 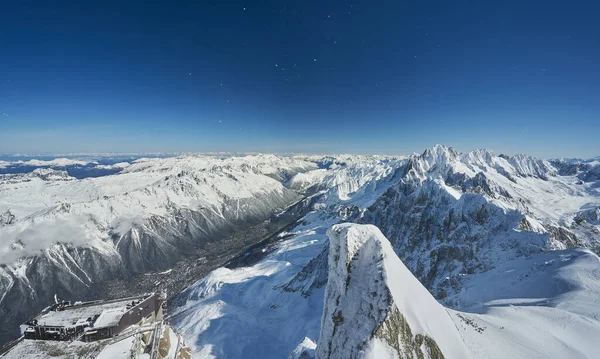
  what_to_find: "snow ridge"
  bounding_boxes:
[317,223,470,359]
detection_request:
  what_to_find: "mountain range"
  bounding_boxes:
[1,146,599,358]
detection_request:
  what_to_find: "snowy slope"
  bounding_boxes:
[0,154,316,344]
[446,248,600,359]
[317,223,470,359]
[170,214,331,359]
[169,145,600,359]
[170,158,403,358]
[318,223,600,359]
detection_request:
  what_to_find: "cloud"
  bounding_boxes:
[22,158,96,167]
[0,158,96,169]
[0,217,98,265]
[95,162,130,170]
[111,215,146,236]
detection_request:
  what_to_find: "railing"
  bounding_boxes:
[0,336,23,357]
[69,331,86,344]
[149,321,163,359]
[107,324,156,345]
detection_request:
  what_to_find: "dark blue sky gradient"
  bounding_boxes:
[1,1,599,157]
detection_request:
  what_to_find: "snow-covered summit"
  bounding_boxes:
[402,145,557,183]
[317,223,470,359]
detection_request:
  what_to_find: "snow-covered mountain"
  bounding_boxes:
[170,145,600,358]
[169,157,403,358]
[317,223,470,359]
[1,146,599,357]
[362,145,600,302]
[0,154,316,344]
[318,223,600,359]
[0,157,133,179]
[550,156,600,182]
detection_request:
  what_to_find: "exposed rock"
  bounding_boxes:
[0,210,15,226]
[289,337,317,359]
[316,224,469,359]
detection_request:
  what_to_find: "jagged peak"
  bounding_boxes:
[317,223,470,359]
[401,145,461,181]
[461,148,496,165]
[420,144,461,162]
[289,337,317,359]
[505,153,557,180]
[456,149,557,181]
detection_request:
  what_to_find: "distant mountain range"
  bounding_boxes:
[1,146,599,358]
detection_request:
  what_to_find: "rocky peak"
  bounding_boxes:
[0,210,15,226]
[506,154,557,180]
[420,145,460,168]
[31,168,73,181]
[460,148,497,169]
[316,223,470,359]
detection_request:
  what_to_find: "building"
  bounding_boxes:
[21,292,163,342]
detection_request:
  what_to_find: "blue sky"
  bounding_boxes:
[0,0,599,158]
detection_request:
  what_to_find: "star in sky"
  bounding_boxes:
[0,0,598,157]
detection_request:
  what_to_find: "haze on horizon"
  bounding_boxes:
[1,1,599,159]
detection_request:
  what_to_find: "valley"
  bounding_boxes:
[1,147,599,358]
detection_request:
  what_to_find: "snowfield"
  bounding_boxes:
[169,213,332,358]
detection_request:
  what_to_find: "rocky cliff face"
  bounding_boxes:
[314,223,600,359]
[316,223,470,359]
[361,145,600,301]
[0,210,15,226]
[550,158,600,182]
